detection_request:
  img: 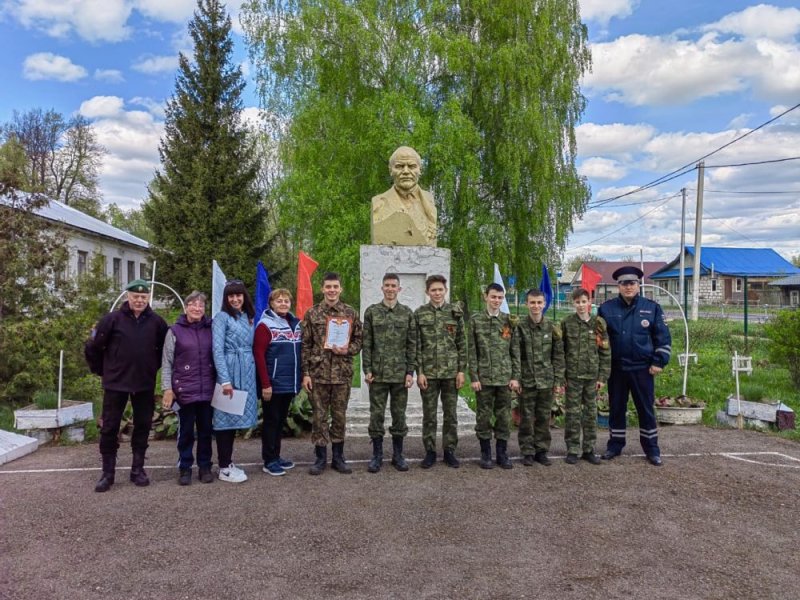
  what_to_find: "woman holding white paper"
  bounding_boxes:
[212,279,259,483]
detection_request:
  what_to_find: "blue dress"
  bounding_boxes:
[212,310,258,430]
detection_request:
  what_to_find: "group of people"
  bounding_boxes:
[85,263,671,492]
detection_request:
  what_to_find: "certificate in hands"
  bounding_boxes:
[324,316,352,350]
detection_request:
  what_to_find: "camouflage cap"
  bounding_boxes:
[125,279,151,293]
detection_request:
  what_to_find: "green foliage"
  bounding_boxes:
[144,0,269,295]
[764,309,800,388]
[33,390,58,409]
[285,390,313,436]
[103,204,153,242]
[241,0,591,305]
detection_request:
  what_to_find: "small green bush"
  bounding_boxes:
[33,390,58,409]
[764,309,800,387]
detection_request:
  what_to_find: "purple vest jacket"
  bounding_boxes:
[171,314,216,404]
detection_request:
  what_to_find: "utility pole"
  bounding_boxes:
[679,187,686,313]
[691,162,705,321]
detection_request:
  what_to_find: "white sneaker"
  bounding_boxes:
[219,464,247,483]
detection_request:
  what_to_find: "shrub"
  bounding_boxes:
[764,309,800,387]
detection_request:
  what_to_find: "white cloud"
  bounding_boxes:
[79,95,125,118]
[94,68,124,83]
[22,52,88,81]
[580,0,638,26]
[132,0,195,23]
[704,4,800,40]
[578,157,628,181]
[576,122,655,158]
[9,0,133,42]
[132,54,179,74]
[130,96,166,118]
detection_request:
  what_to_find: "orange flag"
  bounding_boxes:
[296,251,319,319]
[581,264,603,299]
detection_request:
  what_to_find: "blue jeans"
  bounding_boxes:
[177,401,213,469]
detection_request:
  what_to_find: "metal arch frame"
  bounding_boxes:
[110,281,185,313]
[641,283,690,397]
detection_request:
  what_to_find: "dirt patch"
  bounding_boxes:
[1,427,799,600]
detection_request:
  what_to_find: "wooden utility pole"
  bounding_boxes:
[691,162,705,321]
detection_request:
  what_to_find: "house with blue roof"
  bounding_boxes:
[649,247,800,306]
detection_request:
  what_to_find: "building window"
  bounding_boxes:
[735,278,743,292]
[77,250,88,276]
[711,278,717,292]
[113,258,121,286]
[127,261,136,283]
[140,262,149,279]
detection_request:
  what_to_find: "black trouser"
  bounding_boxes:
[176,401,213,470]
[261,393,294,465]
[99,389,154,457]
[215,429,236,468]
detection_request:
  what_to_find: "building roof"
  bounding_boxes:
[2,194,149,249]
[768,275,800,287]
[571,261,667,286]
[651,247,800,279]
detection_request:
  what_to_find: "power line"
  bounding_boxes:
[704,156,800,168]
[693,188,798,195]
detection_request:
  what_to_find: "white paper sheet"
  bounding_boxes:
[211,383,247,416]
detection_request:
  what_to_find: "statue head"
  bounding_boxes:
[389,146,422,194]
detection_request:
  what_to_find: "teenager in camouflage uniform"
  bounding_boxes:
[301,272,363,475]
[561,288,611,465]
[415,274,467,469]
[362,273,416,473]
[468,283,521,470]
[513,288,565,466]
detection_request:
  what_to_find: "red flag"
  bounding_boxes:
[581,265,603,299]
[296,251,319,319]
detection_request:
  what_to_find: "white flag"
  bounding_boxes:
[493,263,511,314]
[212,260,227,319]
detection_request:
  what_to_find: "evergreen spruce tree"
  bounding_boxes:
[145,0,266,295]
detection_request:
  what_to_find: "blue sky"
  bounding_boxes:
[1,0,799,265]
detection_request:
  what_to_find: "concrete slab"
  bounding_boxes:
[0,429,39,465]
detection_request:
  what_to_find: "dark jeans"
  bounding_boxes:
[261,393,293,465]
[177,401,213,469]
[99,389,154,457]
[215,429,236,468]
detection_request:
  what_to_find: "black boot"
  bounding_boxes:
[95,454,116,493]
[367,437,383,473]
[391,436,409,472]
[479,439,494,469]
[130,452,150,486]
[331,442,353,474]
[443,449,460,468]
[420,449,436,469]
[496,439,513,470]
[309,445,327,475]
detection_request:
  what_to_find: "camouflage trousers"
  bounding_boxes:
[564,378,598,455]
[368,382,408,439]
[475,385,512,441]
[518,387,553,455]
[310,383,350,446]
[421,378,459,453]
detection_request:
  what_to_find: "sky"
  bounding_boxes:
[1,0,799,266]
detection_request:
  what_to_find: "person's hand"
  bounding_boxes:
[161,390,175,410]
[332,344,349,356]
[222,384,233,397]
[471,381,482,392]
[417,374,428,390]
[649,365,663,376]
[262,387,273,401]
[596,380,606,391]
[456,372,465,389]
[553,385,565,394]
[365,372,374,385]
[302,375,313,392]
[405,374,413,389]
[509,379,520,393]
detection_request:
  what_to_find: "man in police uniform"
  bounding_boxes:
[362,273,416,473]
[598,266,672,466]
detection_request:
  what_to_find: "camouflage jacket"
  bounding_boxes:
[362,301,417,383]
[468,311,521,386]
[561,313,611,382]
[301,301,363,384]
[512,316,565,389]
[415,302,467,379]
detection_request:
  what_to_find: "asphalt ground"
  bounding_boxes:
[1,427,799,600]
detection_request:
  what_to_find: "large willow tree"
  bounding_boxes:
[242,0,590,303]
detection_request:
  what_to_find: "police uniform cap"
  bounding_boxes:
[125,279,151,293]
[612,266,644,282]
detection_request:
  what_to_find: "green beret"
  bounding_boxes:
[125,279,151,293]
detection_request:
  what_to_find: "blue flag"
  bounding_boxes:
[254,261,272,321]
[539,265,553,311]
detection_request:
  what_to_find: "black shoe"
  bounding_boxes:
[443,450,460,469]
[309,446,327,475]
[198,467,214,483]
[94,472,114,493]
[647,455,663,467]
[331,442,353,474]
[534,452,551,466]
[391,436,409,472]
[581,452,601,465]
[479,439,494,470]
[178,469,192,486]
[602,450,620,461]
[496,439,512,470]
[522,454,535,467]
[565,453,578,465]
[368,437,383,473]
[420,450,436,469]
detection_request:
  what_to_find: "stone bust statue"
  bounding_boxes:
[371,146,437,246]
